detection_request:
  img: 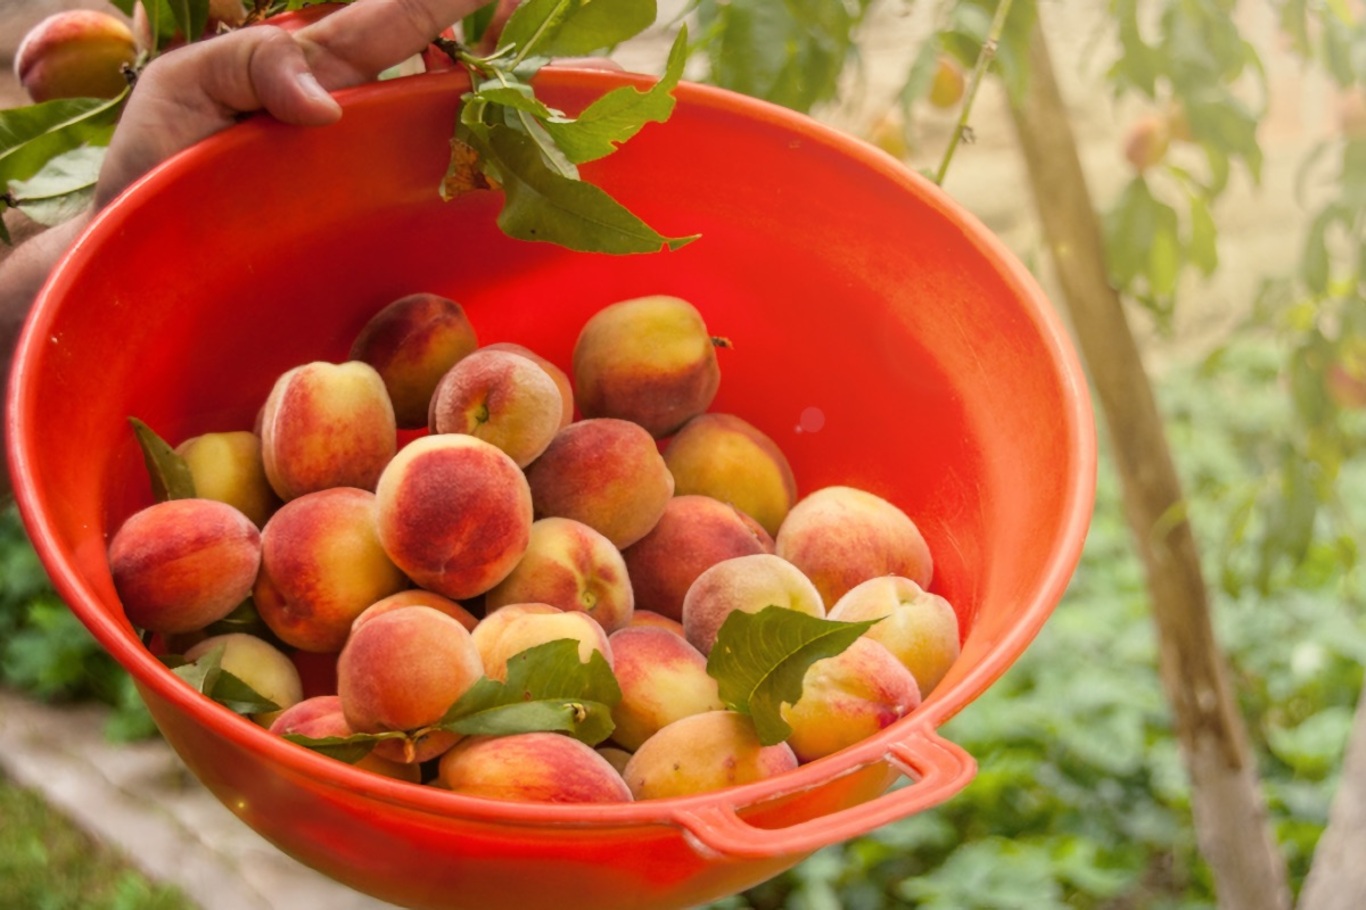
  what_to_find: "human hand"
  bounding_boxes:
[94,0,491,209]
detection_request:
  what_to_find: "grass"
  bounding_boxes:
[0,771,196,910]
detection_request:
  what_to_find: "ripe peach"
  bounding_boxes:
[374,434,533,600]
[108,498,260,635]
[596,745,633,775]
[354,590,480,633]
[628,609,686,638]
[622,494,774,622]
[681,553,825,657]
[472,604,613,682]
[259,360,397,501]
[438,733,632,803]
[269,695,422,782]
[349,293,479,428]
[254,487,409,653]
[572,295,722,438]
[607,625,724,751]
[482,342,574,428]
[1123,112,1171,174]
[826,575,961,696]
[622,710,798,800]
[524,418,674,549]
[15,10,136,104]
[336,605,484,763]
[775,485,934,609]
[664,412,799,537]
[174,430,281,528]
[483,517,634,632]
[779,637,921,763]
[927,54,966,109]
[428,348,563,467]
[184,632,304,727]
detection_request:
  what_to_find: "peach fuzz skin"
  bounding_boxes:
[827,575,962,696]
[259,360,397,501]
[438,733,632,804]
[622,494,773,622]
[622,710,798,800]
[428,347,563,467]
[779,636,922,763]
[108,498,260,635]
[354,589,480,633]
[253,487,409,653]
[174,430,282,528]
[336,605,484,764]
[775,485,934,609]
[374,433,533,601]
[15,10,136,103]
[482,516,634,633]
[481,342,574,428]
[524,417,674,550]
[269,695,421,783]
[664,412,798,538]
[607,625,724,752]
[349,292,479,429]
[681,553,826,657]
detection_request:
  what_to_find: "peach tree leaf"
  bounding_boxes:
[0,95,121,188]
[707,607,876,746]
[497,0,657,63]
[543,26,687,164]
[436,639,621,745]
[281,731,409,765]
[161,645,279,716]
[8,146,104,227]
[129,417,196,502]
[485,122,698,253]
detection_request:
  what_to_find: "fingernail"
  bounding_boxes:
[296,72,338,109]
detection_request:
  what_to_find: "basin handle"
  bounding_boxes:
[672,725,975,860]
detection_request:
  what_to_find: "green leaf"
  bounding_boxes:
[8,147,104,228]
[129,418,197,502]
[542,26,687,164]
[162,645,280,716]
[437,639,621,745]
[1148,200,1182,297]
[484,123,699,253]
[0,96,123,188]
[498,0,657,63]
[1188,194,1218,276]
[281,731,403,764]
[462,4,498,47]
[707,607,877,746]
[167,0,210,46]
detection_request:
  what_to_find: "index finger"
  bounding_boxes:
[296,0,491,88]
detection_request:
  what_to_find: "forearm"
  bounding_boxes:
[0,211,93,502]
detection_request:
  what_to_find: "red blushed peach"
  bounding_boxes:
[826,575,962,696]
[428,348,563,467]
[775,485,934,609]
[608,625,724,751]
[572,295,722,438]
[663,413,798,537]
[779,637,922,763]
[483,517,634,633]
[269,695,421,783]
[622,710,798,800]
[438,733,632,803]
[108,498,260,635]
[337,605,484,763]
[524,418,674,549]
[184,632,304,727]
[355,590,480,633]
[482,342,574,428]
[628,609,686,638]
[375,434,533,600]
[15,10,136,103]
[349,293,479,429]
[622,494,773,622]
[174,430,282,528]
[681,553,825,657]
[259,360,397,501]
[254,487,410,653]
[472,605,613,682]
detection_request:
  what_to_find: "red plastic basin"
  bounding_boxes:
[6,67,1096,910]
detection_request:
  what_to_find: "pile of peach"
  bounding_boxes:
[106,292,961,803]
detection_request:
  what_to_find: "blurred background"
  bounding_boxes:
[3,1,1364,909]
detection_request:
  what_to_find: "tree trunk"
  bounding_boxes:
[1298,690,1366,909]
[1003,14,1290,910]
